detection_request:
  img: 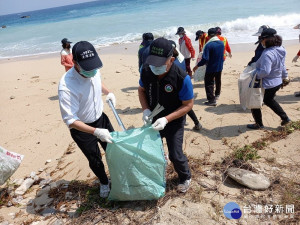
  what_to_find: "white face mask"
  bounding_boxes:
[149,65,167,75]
[179,34,184,38]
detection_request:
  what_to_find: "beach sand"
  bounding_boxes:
[0,41,299,224]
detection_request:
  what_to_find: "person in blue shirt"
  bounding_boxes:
[193,28,225,106]
[247,28,291,129]
[138,33,154,71]
[138,38,193,193]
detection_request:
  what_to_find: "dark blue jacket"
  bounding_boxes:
[138,40,152,70]
[248,43,264,66]
[197,40,224,73]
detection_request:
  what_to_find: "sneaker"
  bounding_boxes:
[247,124,264,130]
[215,95,220,100]
[177,179,191,193]
[193,123,202,131]
[204,101,217,106]
[281,118,291,126]
[100,182,110,198]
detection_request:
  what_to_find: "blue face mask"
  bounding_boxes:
[80,67,98,78]
[149,65,167,76]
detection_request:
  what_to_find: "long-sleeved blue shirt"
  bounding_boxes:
[256,46,288,89]
[197,40,224,73]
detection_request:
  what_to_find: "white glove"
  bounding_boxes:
[152,117,168,131]
[142,109,152,125]
[106,93,116,107]
[292,55,299,63]
[93,128,113,143]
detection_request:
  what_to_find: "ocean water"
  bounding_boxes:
[0,0,299,58]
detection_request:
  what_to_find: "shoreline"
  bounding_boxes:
[0,39,298,63]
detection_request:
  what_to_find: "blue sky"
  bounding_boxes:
[0,0,96,15]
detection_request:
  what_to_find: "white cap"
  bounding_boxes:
[253,25,269,36]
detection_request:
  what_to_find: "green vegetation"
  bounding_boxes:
[233,145,261,161]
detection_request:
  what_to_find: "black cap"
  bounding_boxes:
[215,27,221,35]
[208,28,217,36]
[61,38,72,44]
[142,32,154,41]
[260,28,277,39]
[176,27,185,35]
[146,38,174,66]
[72,41,103,71]
[195,30,204,41]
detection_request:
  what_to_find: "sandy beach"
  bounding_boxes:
[0,40,299,224]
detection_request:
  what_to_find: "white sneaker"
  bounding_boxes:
[177,179,191,193]
[100,183,110,198]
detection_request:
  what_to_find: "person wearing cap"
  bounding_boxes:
[292,24,300,64]
[60,38,74,72]
[247,28,291,129]
[248,25,269,66]
[192,28,225,106]
[169,40,202,131]
[215,27,232,60]
[176,27,195,77]
[138,32,154,71]
[195,30,209,53]
[58,41,116,198]
[138,37,193,193]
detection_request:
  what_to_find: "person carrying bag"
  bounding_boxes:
[246,28,291,129]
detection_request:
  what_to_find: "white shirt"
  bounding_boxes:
[58,67,103,127]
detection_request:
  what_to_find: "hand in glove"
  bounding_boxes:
[142,109,152,125]
[292,55,299,63]
[152,117,168,131]
[93,128,113,143]
[106,93,116,107]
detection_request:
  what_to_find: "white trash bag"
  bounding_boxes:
[238,65,256,110]
[0,146,24,185]
[245,74,264,109]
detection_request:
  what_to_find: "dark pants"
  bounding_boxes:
[251,85,289,126]
[159,117,191,183]
[70,113,114,185]
[185,58,192,75]
[204,71,222,102]
[187,109,199,125]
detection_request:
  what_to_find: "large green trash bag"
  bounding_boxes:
[106,126,166,201]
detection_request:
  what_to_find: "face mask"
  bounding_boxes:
[80,67,98,78]
[149,65,167,75]
[179,34,184,38]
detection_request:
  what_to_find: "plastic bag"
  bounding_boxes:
[238,65,256,110]
[106,126,166,201]
[0,146,24,185]
[194,52,206,82]
[245,74,264,109]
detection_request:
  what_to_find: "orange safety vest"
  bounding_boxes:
[217,35,231,60]
[198,33,209,53]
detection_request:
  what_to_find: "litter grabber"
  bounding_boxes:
[105,100,167,201]
[107,99,126,131]
[147,103,165,120]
